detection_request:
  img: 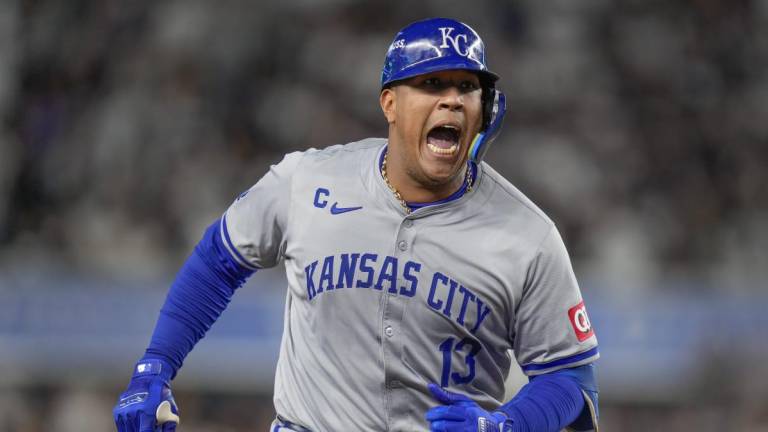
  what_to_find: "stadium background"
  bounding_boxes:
[1,0,767,430]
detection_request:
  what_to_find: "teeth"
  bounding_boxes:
[427,143,458,155]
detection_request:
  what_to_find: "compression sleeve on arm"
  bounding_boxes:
[497,363,598,432]
[142,218,256,378]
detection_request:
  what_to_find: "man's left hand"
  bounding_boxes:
[425,383,511,432]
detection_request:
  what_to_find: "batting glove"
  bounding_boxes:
[113,359,180,432]
[426,383,512,432]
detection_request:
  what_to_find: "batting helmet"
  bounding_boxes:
[381,17,498,88]
[381,18,506,162]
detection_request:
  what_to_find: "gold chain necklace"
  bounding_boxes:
[380,150,473,215]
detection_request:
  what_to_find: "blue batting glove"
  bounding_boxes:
[113,359,180,432]
[426,383,511,432]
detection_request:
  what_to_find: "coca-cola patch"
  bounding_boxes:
[568,301,594,342]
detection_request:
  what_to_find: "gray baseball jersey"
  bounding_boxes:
[222,138,599,431]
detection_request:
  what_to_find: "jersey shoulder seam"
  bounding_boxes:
[300,138,386,163]
[479,164,554,229]
[480,165,558,262]
[281,150,309,260]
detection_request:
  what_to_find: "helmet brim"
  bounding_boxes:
[382,57,499,89]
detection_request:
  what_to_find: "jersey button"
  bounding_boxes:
[397,240,407,251]
[384,326,394,337]
[403,219,413,228]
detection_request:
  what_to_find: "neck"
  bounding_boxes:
[382,146,469,204]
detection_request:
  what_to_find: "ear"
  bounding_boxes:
[380,88,396,124]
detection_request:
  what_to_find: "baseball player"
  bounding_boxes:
[114,18,599,432]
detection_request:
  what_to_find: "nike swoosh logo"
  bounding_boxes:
[330,203,363,215]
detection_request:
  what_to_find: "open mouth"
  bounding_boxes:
[426,124,461,156]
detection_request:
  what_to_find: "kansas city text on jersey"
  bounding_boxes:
[304,252,492,334]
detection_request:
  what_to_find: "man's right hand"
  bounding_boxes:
[113,359,180,432]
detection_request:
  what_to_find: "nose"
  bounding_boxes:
[438,87,464,112]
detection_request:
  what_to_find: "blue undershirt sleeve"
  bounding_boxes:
[142,219,256,378]
[497,363,598,432]
[550,363,599,430]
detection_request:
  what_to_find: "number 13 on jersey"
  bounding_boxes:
[438,337,482,387]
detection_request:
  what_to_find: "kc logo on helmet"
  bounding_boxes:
[568,301,594,342]
[438,27,469,56]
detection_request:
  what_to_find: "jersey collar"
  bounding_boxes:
[375,144,480,215]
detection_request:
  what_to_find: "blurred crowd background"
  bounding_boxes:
[0,0,767,431]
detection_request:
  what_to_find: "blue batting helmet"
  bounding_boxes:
[381,18,506,162]
[381,17,499,88]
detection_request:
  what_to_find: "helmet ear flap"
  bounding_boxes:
[481,82,495,131]
[469,88,506,162]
